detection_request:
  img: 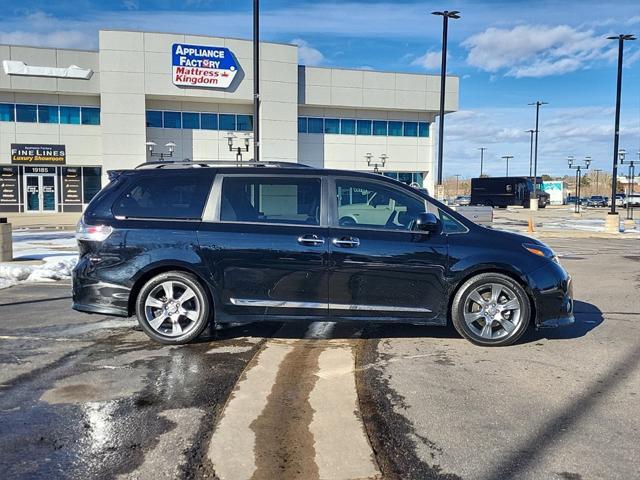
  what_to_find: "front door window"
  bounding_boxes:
[24,174,57,213]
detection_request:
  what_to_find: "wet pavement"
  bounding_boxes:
[1,236,639,480]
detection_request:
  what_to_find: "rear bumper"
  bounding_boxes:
[527,262,574,328]
[72,257,131,317]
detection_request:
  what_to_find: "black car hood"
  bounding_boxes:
[479,225,545,247]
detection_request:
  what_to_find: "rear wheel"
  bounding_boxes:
[135,271,211,345]
[451,273,530,346]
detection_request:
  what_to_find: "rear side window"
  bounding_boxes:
[220,177,321,225]
[113,175,211,219]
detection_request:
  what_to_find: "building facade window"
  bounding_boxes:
[219,114,236,131]
[38,105,59,124]
[16,104,38,123]
[340,119,355,135]
[356,120,372,135]
[146,110,163,128]
[372,120,387,136]
[324,118,339,134]
[0,103,15,121]
[82,167,103,203]
[60,106,81,124]
[163,111,181,129]
[236,114,253,131]
[81,107,100,125]
[298,116,429,138]
[182,112,200,129]
[201,113,218,130]
[388,121,403,136]
[384,171,425,186]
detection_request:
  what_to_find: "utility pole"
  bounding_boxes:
[502,155,513,177]
[526,129,535,181]
[594,169,603,196]
[454,174,461,197]
[528,101,548,191]
[478,147,486,176]
[431,10,460,196]
[253,0,260,162]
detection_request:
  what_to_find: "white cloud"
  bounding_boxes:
[290,38,324,66]
[462,24,613,78]
[411,50,442,71]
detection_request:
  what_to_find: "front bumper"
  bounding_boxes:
[527,261,574,328]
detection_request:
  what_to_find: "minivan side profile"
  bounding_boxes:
[73,161,573,347]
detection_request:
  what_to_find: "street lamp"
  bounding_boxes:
[365,153,388,173]
[607,33,636,216]
[568,155,591,213]
[528,100,548,194]
[502,155,513,176]
[478,147,486,176]
[253,0,261,162]
[227,133,253,164]
[146,141,176,160]
[526,129,535,181]
[432,9,461,196]
[619,149,636,220]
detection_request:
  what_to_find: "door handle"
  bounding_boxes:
[332,237,360,248]
[298,234,325,246]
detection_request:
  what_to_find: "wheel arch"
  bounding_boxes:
[127,262,215,317]
[447,266,537,326]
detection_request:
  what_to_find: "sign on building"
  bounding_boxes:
[11,144,66,165]
[172,43,239,89]
[541,181,564,205]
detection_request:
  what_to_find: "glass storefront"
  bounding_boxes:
[0,165,102,213]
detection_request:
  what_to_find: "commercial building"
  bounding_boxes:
[0,29,458,215]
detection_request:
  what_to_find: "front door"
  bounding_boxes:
[328,177,450,323]
[25,174,57,213]
[198,174,329,321]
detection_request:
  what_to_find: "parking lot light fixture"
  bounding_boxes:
[619,150,636,220]
[502,155,513,176]
[478,147,486,176]
[432,10,461,191]
[528,101,548,195]
[608,34,636,216]
[568,155,590,213]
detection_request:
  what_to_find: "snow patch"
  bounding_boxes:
[0,255,78,289]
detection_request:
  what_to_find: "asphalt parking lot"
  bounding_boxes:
[0,233,638,479]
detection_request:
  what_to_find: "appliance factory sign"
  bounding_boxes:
[11,144,66,165]
[172,43,239,89]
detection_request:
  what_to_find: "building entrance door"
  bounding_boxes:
[24,174,57,213]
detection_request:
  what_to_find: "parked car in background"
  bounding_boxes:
[72,160,573,347]
[454,195,471,206]
[615,193,626,207]
[622,194,640,208]
[586,195,607,207]
[566,195,580,205]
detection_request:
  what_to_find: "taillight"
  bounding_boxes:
[76,218,113,242]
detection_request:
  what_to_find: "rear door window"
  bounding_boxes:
[113,175,212,219]
[220,176,321,225]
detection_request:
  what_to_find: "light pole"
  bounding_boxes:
[526,129,535,181]
[502,155,513,176]
[607,34,636,216]
[432,10,460,195]
[253,0,261,162]
[528,101,548,193]
[568,156,591,213]
[454,174,461,197]
[478,147,486,176]
[227,133,253,164]
[620,149,636,220]
[145,141,176,161]
[594,169,603,196]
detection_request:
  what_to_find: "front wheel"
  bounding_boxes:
[135,271,211,345]
[451,273,531,346]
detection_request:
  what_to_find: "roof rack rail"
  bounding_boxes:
[134,160,312,170]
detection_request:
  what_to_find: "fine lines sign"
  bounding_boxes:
[172,43,239,89]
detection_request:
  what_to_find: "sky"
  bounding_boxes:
[1,0,639,178]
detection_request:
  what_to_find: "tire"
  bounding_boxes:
[451,272,531,347]
[135,271,211,345]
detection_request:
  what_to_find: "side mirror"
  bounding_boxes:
[412,212,440,233]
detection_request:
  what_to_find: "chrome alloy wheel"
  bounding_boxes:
[143,281,201,337]
[463,283,522,341]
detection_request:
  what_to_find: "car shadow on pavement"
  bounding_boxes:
[521,300,604,343]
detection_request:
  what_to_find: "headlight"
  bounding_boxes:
[523,243,556,261]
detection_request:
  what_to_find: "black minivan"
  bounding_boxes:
[73,161,573,347]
